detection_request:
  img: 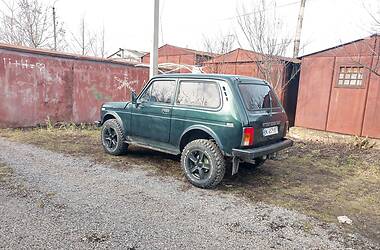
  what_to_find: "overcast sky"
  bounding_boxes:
[29,0,380,56]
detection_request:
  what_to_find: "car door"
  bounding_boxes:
[131,79,177,143]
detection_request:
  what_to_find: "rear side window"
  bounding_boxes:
[238,84,280,111]
[177,81,221,108]
[139,80,176,104]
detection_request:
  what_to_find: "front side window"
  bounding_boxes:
[177,81,221,108]
[139,80,176,104]
[238,83,280,111]
[337,66,363,87]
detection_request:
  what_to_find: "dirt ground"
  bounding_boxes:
[0,126,379,243]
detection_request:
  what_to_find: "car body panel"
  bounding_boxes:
[99,73,290,157]
[131,102,173,143]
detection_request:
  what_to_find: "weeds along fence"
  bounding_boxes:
[0,44,149,128]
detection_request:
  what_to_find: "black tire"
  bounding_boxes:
[241,157,266,169]
[181,139,225,189]
[101,119,128,155]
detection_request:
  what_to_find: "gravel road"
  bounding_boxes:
[0,137,377,249]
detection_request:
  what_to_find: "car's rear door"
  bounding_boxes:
[131,79,177,143]
[238,82,288,147]
[169,79,225,146]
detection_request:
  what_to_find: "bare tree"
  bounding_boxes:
[202,31,236,73]
[69,17,87,55]
[0,0,66,49]
[361,0,380,34]
[69,17,106,57]
[203,32,235,55]
[348,0,380,77]
[88,25,107,58]
[344,35,379,77]
[366,4,379,77]
[236,0,298,92]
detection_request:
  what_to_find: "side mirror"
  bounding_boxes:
[131,91,137,104]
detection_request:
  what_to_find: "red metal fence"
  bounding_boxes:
[295,35,380,139]
[0,44,149,128]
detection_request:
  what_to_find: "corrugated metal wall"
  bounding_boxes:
[0,45,149,128]
[295,35,380,139]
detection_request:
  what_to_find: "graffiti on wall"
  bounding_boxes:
[1,45,150,127]
[2,57,46,72]
[114,72,140,92]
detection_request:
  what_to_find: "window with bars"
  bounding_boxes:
[337,66,364,87]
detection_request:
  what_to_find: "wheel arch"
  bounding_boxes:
[101,111,126,134]
[179,125,224,154]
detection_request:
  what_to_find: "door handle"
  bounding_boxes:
[161,108,170,114]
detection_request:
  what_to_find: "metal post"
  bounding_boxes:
[53,7,57,51]
[82,18,85,55]
[293,0,306,58]
[150,0,159,78]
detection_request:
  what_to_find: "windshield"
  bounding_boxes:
[238,83,281,111]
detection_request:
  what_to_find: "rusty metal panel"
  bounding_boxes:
[71,61,148,123]
[295,56,335,130]
[144,54,196,72]
[303,35,378,58]
[141,55,149,64]
[296,35,379,138]
[178,54,195,65]
[326,56,372,136]
[361,71,380,139]
[0,46,149,128]
[166,55,181,64]
[0,50,71,127]
[155,44,191,56]
[141,44,212,65]
[235,64,258,76]
[215,64,236,75]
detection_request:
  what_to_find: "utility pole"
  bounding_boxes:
[150,0,159,78]
[52,7,57,50]
[81,18,85,55]
[101,25,105,58]
[293,0,306,58]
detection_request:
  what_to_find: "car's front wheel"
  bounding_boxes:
[181,139,225,189]
[101,119,128,155]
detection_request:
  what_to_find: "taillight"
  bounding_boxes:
[242,127,254,146]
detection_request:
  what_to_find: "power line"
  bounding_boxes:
[222,0,302,21]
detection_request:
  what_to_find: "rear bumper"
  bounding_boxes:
[232,139,293,160]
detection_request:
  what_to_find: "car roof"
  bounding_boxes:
[153,73,265,83]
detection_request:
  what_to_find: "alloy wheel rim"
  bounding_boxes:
[104,127,118,150]
[187,150,211,180]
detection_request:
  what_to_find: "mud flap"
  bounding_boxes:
[232,156,241,175]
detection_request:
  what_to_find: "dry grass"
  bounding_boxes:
[0,162,12,182]
[0,126,379,242]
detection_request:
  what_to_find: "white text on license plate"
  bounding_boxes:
[263,126,278,136]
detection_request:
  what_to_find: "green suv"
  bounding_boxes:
[98,74,293,188]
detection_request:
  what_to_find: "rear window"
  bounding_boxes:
[238,84,281,111]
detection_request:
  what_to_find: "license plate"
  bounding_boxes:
[263,126,278,136]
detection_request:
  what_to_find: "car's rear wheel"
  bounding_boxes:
[101,119,128,155]
[181,139,225,189]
